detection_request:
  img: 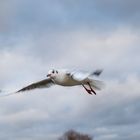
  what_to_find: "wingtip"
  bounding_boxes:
[92,69,103,76]
[0,92,17,97]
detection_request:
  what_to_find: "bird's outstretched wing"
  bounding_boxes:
[67,70,90,82]
[67,69,104,90]
[16,78,54,93]
[0,78,54,97]
[68,69,103,82]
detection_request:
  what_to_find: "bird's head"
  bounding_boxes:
[47,69,58,79]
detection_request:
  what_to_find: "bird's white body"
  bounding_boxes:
[53,72,80,86]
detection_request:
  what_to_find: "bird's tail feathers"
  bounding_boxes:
[88,79,105,90]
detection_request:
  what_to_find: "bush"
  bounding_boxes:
[58,130,93,140]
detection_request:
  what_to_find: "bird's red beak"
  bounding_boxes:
[47,74,51,77]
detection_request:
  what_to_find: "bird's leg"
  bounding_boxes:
[82,84,92,95]
[87,82,96,95]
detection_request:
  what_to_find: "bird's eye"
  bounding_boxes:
[56,70,58,74]
[52,70,55,74]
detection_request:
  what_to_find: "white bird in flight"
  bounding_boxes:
[1,69,104,96]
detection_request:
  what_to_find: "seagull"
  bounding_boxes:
[15,69,104,95]
[0,69,104,97]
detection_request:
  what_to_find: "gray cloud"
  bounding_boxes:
[0,0,140,36]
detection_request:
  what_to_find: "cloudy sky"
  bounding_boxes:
[0,0,140,140]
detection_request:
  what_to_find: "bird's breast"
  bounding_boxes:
[54,75,79,86]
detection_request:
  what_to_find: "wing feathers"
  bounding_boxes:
[69,69,103,82]
[16,78,54,93]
